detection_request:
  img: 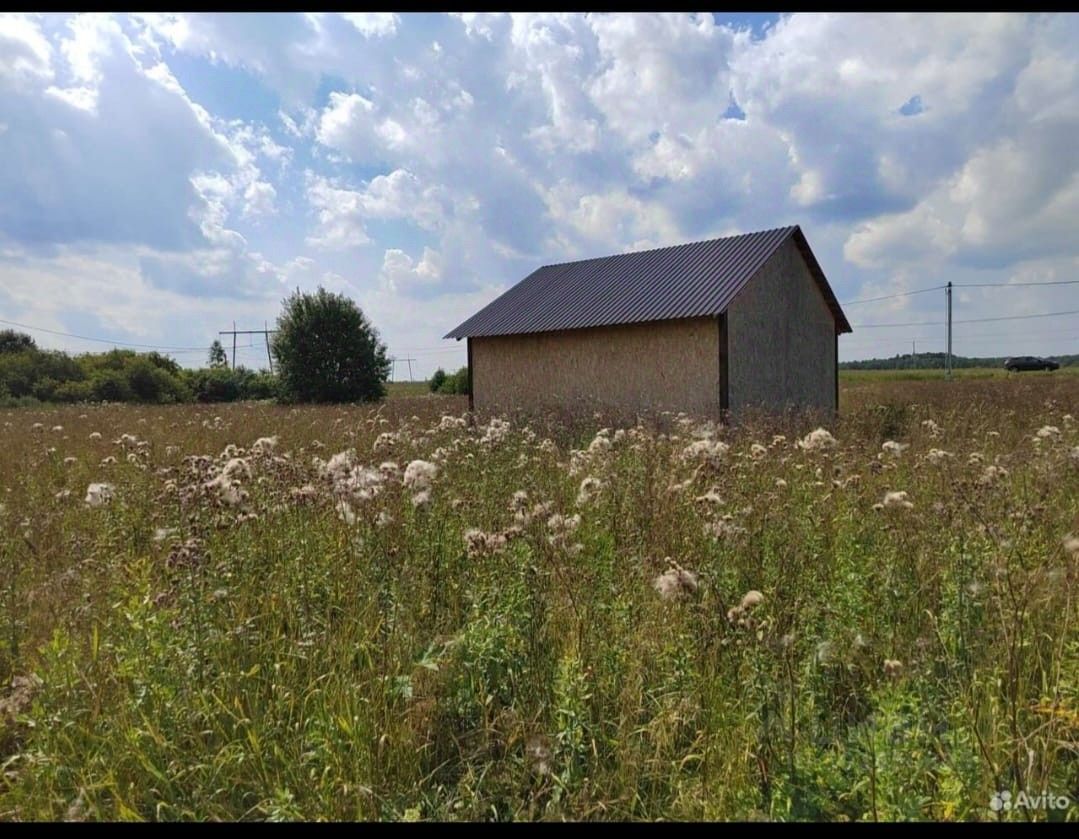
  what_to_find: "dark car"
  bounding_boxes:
[1004,356,1060,372]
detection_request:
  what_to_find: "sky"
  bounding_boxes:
[1,12,1077,377]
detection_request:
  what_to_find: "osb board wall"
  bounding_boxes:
[726,236,837,413]
[471,317,720,416]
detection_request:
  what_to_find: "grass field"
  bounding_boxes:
[385,381,435,398]
[840,367,1079,382]
[0,375,1077,821]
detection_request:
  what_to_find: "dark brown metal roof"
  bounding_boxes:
[444,224,852,339]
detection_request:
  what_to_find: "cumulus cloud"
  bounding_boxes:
[3,12,1079,372]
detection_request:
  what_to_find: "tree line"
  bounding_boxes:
[1,288,466,406]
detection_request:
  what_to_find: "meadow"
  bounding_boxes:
[0,374,1076,821]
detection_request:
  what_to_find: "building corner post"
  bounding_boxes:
[467,337,474,413]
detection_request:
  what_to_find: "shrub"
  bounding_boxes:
[429,368,448,393]
[438,366,471,395]
[52,380,95,403]
[0,330,36,354]
[184,367,242,403]
[271,287,390,403]
[91,369,133,403]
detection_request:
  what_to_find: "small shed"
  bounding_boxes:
[445,225,852,417]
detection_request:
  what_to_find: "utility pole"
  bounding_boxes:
[945,281,953,379]
[912,339,916,369]
[405,357,415,383]
[264,321,273,373]
[220,325,278,372]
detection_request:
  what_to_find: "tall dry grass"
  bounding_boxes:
[0,376,1076,821]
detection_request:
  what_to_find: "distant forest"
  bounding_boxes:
[840,351,1079,370]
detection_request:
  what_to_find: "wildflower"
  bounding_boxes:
[63,456,77,466]
[153,527,177,542]
[749,443,768,460]
[51,425,63,433]
[251,435,278,455]
[319,450,355,481]
[881,440,909,456]
[375,511,393,529]
[883,659,903,678]
[576,476,604,506]
[653,563,699,600]
[925,448,953,465]
[771,434,787,447]
[538,438,557,455]
[54,489,72,501]
[88,432,102,441]
[31,422,43,431]
[289,484,319,504]
[1063,535,1079,559]
[1063,414,1074,427]
[705,516,746,539]
[463,528,508,559]
[774,478,788,489]
[378,461,401,481]
[798,428,837,451]
[204,474,246,507]
[880,490,913,510]
[411,490,432,510]
[526,736,553,776]
[921,419,941,437]
[480,418,511,446]
[99,456,117,466]
[978,465,1009,486]
[336,500,357,525]
[741,590,764,609]
[1035,425,1061,441]
[693,488,723,505]
[511,490,529,512]
[438,414,467,431]
[682,438,730,468]
[403,459,438,491]
[84,482,114,507]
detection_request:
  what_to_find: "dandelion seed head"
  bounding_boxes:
[403,459,438,491]
[882,490,914,510]
[576,476,604,506]
[653,563,699,600]
[84,482,114,507]
[740,590,764,610]
[1035,425,1061,440]
[798,428,837,451]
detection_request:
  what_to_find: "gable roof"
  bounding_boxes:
[445,225,852,339]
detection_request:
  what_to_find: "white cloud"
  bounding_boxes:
[380,246,443,295]
[305,169,448,250]
[0,14,54,89]
[4,12,1079,370]
[339,13,399,39]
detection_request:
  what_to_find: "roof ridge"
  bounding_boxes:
[444,223,852,340]
[539,224,798,269]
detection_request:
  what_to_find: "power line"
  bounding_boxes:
[954,279,1079,288]
[839,285,945,305]
[852,308,1079,329]
[0,316,210,351]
